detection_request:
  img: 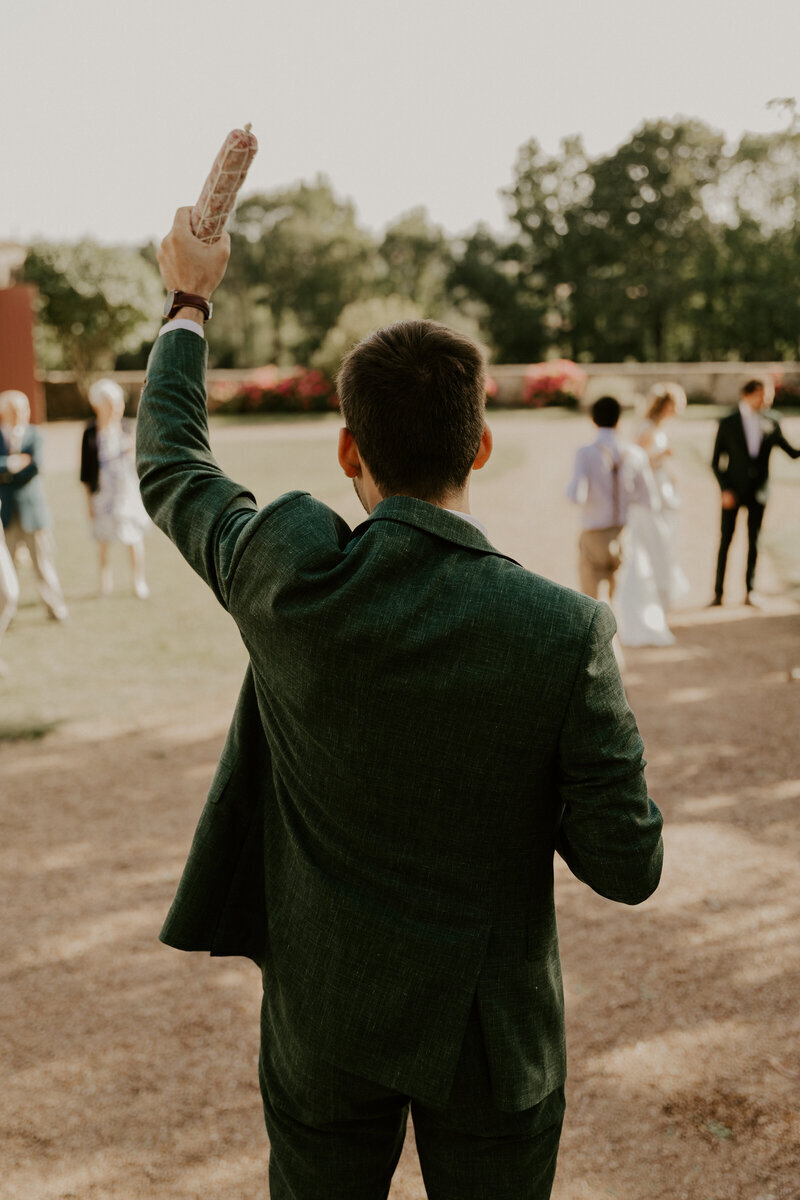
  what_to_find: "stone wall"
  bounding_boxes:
[489,361,800,409]
[41,361,800,420]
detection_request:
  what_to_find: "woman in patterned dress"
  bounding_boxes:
[81,379,150,598]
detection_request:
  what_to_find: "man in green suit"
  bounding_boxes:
[137,210,664,1200]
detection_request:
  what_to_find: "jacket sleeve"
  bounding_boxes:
[773,421,800,460]
[555,602,663,904]
[711,419,728,488]
[0,431,39,488]
[80,424,97,491]
[2,460,38,488]
[135,330,262,610]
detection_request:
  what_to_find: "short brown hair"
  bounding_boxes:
[337,321,486,502]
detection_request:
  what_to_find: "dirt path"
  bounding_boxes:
[2,414,799,1199]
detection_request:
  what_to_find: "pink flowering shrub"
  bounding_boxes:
[771,368,800,408]
[209,368,500,415]
[521,359,586,408]
[206,379,241,407]
[208,367,339,414]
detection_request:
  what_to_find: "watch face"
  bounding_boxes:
[163,290,177,318]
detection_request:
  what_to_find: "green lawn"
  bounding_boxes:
[1,417,357,739]
[2,411,536,738]
[2,409,798,738]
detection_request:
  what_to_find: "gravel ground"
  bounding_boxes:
[1,412,798,1199]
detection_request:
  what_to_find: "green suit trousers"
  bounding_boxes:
[260,998,565,1200]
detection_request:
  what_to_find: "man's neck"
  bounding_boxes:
[371,487,472,516]
[435,491,471,515]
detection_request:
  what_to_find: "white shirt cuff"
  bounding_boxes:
[159,318,205,339]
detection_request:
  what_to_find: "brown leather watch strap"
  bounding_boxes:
[164,291,212,321]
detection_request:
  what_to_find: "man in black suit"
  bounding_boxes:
[711,378,800,606]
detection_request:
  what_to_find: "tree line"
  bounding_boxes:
[22,111,800,390]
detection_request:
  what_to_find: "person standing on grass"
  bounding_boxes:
[711,377,800,607]
[81,379,151,600]
[136,208,663,1200]
[0,390,68,623]
[0,503,20,675]
[566,395,658,604]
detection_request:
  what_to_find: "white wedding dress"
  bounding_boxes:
[616,426,688,648]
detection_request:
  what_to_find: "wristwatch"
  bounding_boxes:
[163,290,213,322]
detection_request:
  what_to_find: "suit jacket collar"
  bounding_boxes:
[354,495,519,564]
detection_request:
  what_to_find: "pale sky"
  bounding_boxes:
[3,0,799,247]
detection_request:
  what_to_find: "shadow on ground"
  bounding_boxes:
[553,607,800,1200]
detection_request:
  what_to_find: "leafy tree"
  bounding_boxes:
[703,110,800,360]
[23,241,162,391]
[693,215,800,361]
[377,208,453,316]
[503,122,727,361]
[500,134,595,359]
[580,118,725,360]
[312,295,424,380]
[221,177,378,364]
[22,113,800,377]
[447,225,547,363]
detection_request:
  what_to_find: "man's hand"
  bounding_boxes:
[157,208,231,298]
[721,490,737,510]
[6,453,31,474]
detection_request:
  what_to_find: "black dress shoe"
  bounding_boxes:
[708,595,723,607]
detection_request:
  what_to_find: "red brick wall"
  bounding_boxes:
[0,286,43,422]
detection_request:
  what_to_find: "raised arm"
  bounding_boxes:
[135,209,259,608]
[711,420,728,487]
[556,601,664,904]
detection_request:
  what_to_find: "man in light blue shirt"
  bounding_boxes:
[566,396,656,600]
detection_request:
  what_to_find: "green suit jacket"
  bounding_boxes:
[137,330,663,1110]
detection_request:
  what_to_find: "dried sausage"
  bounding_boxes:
[190,125,258,244]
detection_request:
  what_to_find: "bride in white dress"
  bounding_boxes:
[617,384,689,647]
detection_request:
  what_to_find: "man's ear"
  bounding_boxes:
[338,428,362,479]
[472,424,493,472]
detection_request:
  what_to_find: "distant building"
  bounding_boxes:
[0,242,44,422]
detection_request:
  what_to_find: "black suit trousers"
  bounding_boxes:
[714,496,765,597]
[259,998,565,1200]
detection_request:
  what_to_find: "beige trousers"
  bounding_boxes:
[0,527,19,648]
[578,525,623,600]
[5,518,68,619]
